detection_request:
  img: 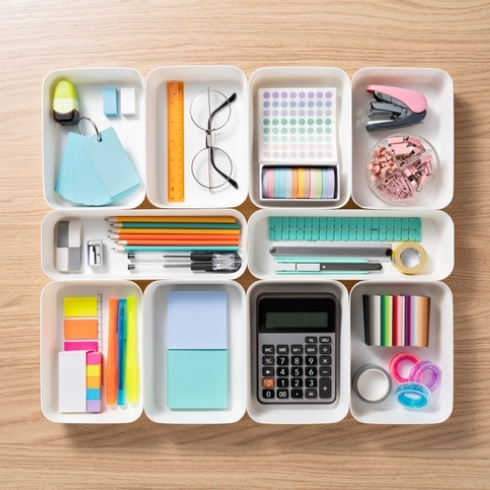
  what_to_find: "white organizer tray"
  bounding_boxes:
[351,67,454,210]
[247,209,454,281]
[246,280,350,424]
[349,281,453,424]
[248,67,352,209]
[41,209,247,281]
[40,280,144,423]
[42,68,146,210]
[143,280,247,424]
[145,66,249,209]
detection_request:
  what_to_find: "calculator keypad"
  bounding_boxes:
[258,333,336,404]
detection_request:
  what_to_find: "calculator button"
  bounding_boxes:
[305,389,318,399]
[306,378,317,388]
[277,389,289,399]
[291,356,303,365]
[305,336,318,343]
[306,367,317,377]
[320,367,332,377]
[320,336,332,343]
[320,356,332,366]
[291,367,303,377]
[291,378,303,388]
[292,389,303,399]
[320,344,332,355]
[276,356,289,365]
[277,345,289,354]
[319,378,332,399]
[262,345,275,354]
[262,367,274,376]
[262,378,275,388]
[305,356,317,365]
[291,345,303,354]
[262,356,274,366]
[262,389,275,399]
[305,345,318,354]
[277,378,289,388]
[277,367,289,377]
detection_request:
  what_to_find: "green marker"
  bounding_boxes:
[53,79,79,126]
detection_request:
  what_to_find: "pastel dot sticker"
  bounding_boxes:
[258,87,337,163]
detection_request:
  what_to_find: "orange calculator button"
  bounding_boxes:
[262,378,275,388]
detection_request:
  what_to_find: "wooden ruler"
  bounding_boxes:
[167,81,185,202]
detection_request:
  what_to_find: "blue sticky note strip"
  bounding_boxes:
[167,290,228,350]
[103,87,118,117]
[167,350,228,410]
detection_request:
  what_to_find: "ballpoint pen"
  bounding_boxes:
[127,252,242,273]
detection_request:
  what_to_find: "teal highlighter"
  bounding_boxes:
[117,298,127,406]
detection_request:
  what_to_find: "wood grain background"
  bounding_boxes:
[1,0,489,487]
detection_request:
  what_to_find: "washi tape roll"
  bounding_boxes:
[392,241,427,274]
[353,364,392,404]
[409,360,441,392]
[261,166,337,199]
[389,351,420,383]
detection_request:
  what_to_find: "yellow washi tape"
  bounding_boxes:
[392,242,427,275]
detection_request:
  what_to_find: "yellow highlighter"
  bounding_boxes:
[125,296,139,403]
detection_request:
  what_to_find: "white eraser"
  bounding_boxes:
[120,87,136,116]
[56,219,82,272]
[58,351,87,413]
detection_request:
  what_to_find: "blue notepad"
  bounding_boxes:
[166,290,229,410]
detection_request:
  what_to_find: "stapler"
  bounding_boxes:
[366,85,427,132]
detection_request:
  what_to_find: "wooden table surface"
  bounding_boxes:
[1,0,489,487]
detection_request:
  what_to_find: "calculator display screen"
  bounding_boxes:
[258,294,336,332]
[265,311,328,329]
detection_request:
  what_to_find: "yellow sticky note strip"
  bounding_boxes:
[64,296,98,317]
[86,365,101,377]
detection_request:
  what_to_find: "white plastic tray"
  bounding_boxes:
[42,68,146,210]
[41,209,247,281]
[248,67,352,209]
[40,280,144,423]
[145,66,249,208]
[246,280,350,424]
[351,67,454,210]
[143,280,247,424]
[349,281,453,424]
[247,209,454,281]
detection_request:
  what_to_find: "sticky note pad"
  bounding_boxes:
[103,87,118,117]
[167,350,228,409]
[64,296,98,317]
[64,319,98,340]
[166,290,228,350]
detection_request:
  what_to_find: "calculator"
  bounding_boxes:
[255,292,339,404]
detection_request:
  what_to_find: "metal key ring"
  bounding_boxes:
[78,116,101,142]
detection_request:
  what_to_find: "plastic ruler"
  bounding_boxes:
[167,81,185,202]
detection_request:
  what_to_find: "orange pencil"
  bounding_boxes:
[117,238,239,246]
[111,233,239,241]
[105,297,118,406]
[112,227,240,235]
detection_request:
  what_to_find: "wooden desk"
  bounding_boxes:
[1,1,489,487]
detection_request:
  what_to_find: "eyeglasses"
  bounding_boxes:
[189,88,238,190]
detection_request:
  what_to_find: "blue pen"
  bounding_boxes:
[117,298,127,406]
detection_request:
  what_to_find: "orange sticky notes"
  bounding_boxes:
[64,319,98,340]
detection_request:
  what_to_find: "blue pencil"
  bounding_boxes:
[117,298,127,406]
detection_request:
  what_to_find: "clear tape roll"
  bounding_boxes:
[392,242,427,275]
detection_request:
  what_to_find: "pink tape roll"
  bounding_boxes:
[389,351,419,383]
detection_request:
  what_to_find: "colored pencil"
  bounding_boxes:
[110,233,239,242]
[116,238,239,246]
[113,245,239,253]
[105,297,118,405]
[111,227,240,235]
[108,216,237,224]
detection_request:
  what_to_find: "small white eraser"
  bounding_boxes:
[56,219,82,273]
[58,351,87,413]
[120,87,136,116]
